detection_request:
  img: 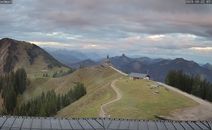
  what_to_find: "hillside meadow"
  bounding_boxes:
[7,66,198,119]
[106,78,198,119]
[19,66,122,117]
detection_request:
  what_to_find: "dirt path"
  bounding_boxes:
[109,66,212,120]
[109,66,128,76]
[99,79,122,117]
[158,82,212,120]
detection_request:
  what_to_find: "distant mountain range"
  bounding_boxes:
[45,47,212,83]
[47,49,103,67]
[109,55,212,83]
[203,63,212,71]
[70,59,97,69]
[1,38,211,83]
[0,38,66,74]
[50,51,212,82]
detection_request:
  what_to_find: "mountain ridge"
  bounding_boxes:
[109,55,212,83]
[47,48,103,67]
[45,49,212,83]
[203,63,212,71]
[70,59,97,69]
[0,38,68,74]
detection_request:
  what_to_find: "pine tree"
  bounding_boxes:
[15,83,86,116]
[3,81,17,114]
[15,68,27,94]
[166,70,212,102]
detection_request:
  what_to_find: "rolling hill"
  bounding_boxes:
[106,78,197,119]
[0,38,70,77]
[20,65,122,117]
[0,62,202,119]
[55,67,198,119]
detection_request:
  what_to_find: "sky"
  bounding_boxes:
[0,0,212,64]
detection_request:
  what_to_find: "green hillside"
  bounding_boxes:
[0,38,71,78]
[106,78,198,119]
[56,66,123,117]
[19,65,198,119]
[20,66,122,111]
[57,68,198,119]
[57,76,198,119]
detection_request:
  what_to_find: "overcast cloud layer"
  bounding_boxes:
[0,0,212,63]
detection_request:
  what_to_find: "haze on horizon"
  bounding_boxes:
[0,0,211,64]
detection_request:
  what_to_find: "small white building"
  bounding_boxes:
[128,72,150,80]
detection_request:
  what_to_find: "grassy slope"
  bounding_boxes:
[13,42,70,78]
[106,78,198,119]
[20,66,198,119]
[0,97,3,111]
[57,66,122,117]
[25,55,70,78]
[20,66,122,118]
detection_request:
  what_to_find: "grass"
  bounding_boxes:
[106,77,198,119]
[19,63,71,103]
[27,66,71,79]
[0,97,3,111]
[19,66,122,117]
[56,66,122,117]
[57,83,116,117]
[14,54,71,79]
[20,73,75,103]
[19,66,198,119]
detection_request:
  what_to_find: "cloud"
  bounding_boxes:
[147,35,165,41]
[190,47,212,52]
[1,0,212,37]
[0,0,211,63]
[30,41,70,47]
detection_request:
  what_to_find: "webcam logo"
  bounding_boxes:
[186,0,212,4]
[0,0,12,4]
